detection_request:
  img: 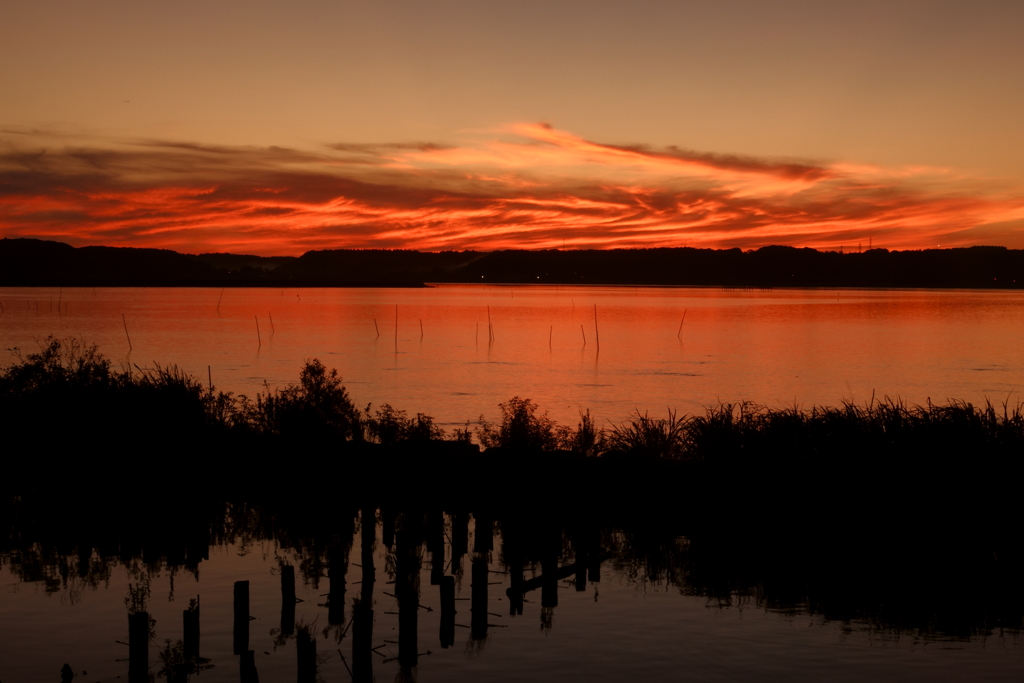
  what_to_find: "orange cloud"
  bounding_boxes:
[1,124,1023,255]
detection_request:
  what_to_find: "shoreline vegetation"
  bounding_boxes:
[4,237,1024,288]
[4,338,1022,502]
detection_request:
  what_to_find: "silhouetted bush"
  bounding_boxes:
[477,396,563,451]
[365,403,444,445]
[241,359,362,441]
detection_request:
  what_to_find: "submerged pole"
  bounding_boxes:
[122,314,132,351]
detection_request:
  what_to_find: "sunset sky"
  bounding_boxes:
[2,0,1023,255]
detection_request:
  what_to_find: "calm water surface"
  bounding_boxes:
[1,285,1021,427]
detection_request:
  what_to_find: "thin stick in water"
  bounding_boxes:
[217,287,224,312]
[580,324,586,347]
[122,314,132,351]
[594,304,600,352]
[677,308,687,339]
[255,315,262,347]
[549,325,552,348]
[395,304,398,352]
[269,312,275,334]
[374,318,380,338]
[420,319,424,339]
[475,322,479,345]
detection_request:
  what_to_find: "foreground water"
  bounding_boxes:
[1,285,1022,427]
[2,507,1021,683]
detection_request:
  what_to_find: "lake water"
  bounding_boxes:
[2,506,1021,683]
[1,285,1022,428]
[4,285,1023,681]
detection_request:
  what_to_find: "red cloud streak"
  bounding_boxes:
[1,124,1023,255]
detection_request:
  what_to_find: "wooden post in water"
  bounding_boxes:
[374,318,379,338]
[281,564,296,636]
[255,316,262,348]
[580,324,586,347]
[297,625,317,683]
[471,556,488,641]
[239,650,258,683]
[216,288,224,312]
[353,509,376,683]
[269,312,275,334]
[328,545,347,626]
[420,318,424,339]
[440,575,456,648]
[396,522,422,670]
[451,513,468,575]
[183,597,200,659]
[594,304,600,353]
[128,611,149,683]
[677,308,687,339]
[233,580,250,655]
[394,304,398,353]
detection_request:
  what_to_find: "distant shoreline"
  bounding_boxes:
[3,237,1024,289]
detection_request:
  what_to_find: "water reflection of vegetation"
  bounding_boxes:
[3,496,1023,642]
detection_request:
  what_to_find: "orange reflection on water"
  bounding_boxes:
[1,285,1022,427]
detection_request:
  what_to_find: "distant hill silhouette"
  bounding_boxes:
[1,237,1022,288]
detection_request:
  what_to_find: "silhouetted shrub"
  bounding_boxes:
[241,359,362,441]
[364,403,445,445]
[477,396,560,451]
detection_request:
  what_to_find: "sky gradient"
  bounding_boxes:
[2,0,1023,255]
